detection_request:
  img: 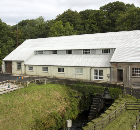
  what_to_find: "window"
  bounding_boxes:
[83,49,90,54]
[42,67,48,72]
[58,68,64,72]
[75,68,83,74]
[29,66,33,71]
[132,68,140,77]
[52,50,57,54]
[102,49,110,53]
[17,62,21,70]
[37,51,43,54]
[94,69,103,80]
[66,50,72,54]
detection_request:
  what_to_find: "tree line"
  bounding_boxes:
[0,1,140,66]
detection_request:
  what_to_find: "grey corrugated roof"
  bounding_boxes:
[110,30,140,62]
[3,30,140,64]
[25,55,112,67]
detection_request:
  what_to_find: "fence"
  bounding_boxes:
[125,87,140,101]
[0,78,47,95]
[87,103,126,130]
[87,101,140,130]
[132,110,140,130]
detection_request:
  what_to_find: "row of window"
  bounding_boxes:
[37,49,111,55]
[17,63,140,78]
[27,66,103,80]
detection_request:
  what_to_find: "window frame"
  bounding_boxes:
[42,67,48,72]
[52,50,57,54]
[75,68,83,74]
[102,49,110,54]
[58,68,64,73]
[37,51,43,54]
[29,66,33,71]
[132,68,140,77]
[83,49,90,54]
[66,50,72,54]
[17,62,21,70]
[93,69,103,80]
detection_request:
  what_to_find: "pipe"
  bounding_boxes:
[90,67,93,81]
[129,63,131,86]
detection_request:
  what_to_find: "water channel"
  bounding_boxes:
[59,103,112,130]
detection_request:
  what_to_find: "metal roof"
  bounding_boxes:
[25,55,112,67]
[110,30,140,62]
[3,30,140,65]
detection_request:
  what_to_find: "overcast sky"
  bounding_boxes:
[0,0,140,26]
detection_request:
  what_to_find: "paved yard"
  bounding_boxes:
[0,73,19,82]
[0,73,46,83]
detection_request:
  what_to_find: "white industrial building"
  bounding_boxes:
[2,30,140,85]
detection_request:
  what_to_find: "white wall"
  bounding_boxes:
[12,61,24,75]
[24,65,110,82]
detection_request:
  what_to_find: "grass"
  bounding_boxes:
[0,83,81,130]
[83,95,139,130]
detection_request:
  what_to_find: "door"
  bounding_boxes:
[5,61,12,73]
[117,69,123,82]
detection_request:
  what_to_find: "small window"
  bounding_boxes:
[132,68,140,77]
[29,66,33,71]
[17,62,21,70]
[37,51,43,54]
[102,49,110,54]
[83,49,90,54]
[42,67,48,72]
[75,68,83,74]
[66,50,72,54]
[94,69,103,80]
[52,50,57,54]
[58,68,64,72]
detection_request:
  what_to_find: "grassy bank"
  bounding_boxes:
[0,84,81,130]
[83,95,139,130]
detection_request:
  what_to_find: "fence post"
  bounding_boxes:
[137,92,139,101]
[35,79,36,85]
[44,78,46,85]
[94,124,96,130]
[115,110,116,118]
[131,88,132,96]
[136,116,137,129]
[125,102,127,110]
[139,110,140,123]
[27,80,28,87]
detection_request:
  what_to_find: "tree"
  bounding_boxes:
[48,20,76,37]
[116,7,140,31]
[55,9,82,34]
[100,1,135,32]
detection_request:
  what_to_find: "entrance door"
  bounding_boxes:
[117,69,123,82]
[5,61,12,73]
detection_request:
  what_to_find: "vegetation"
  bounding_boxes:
[108,87,122,100]
[0,84,82,130]
[0,1,140,66]
[83,95,139,130]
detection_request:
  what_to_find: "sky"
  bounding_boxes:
[0,0,140,26]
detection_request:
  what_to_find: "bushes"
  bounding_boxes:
[108,87,122,100]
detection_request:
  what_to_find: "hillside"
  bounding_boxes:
[0,84,81,130]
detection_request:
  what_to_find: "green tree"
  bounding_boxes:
[100,1,135,32]
[116,7,140,31]
[48,20,76,37]
[55,9,82,34]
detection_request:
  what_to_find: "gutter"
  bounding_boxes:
[90,67,93,81]
[129,63,131,87]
